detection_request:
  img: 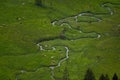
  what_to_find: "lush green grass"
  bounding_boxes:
[0,0,120,80]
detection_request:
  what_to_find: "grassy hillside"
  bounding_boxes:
[0,0,120,80]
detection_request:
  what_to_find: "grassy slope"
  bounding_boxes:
[0,0,120,80]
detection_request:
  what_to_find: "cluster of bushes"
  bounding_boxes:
[84,68,119,80]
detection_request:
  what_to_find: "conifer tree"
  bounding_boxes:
[84,68,96,80]
[99,74,105,80]
[105,74,109,80]
[112,73,118,80]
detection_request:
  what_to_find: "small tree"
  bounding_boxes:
[84,68,96,80]
[99,74,105,80]
[99,74,110,80]
[112,73,118,80]
[105,74,109,80]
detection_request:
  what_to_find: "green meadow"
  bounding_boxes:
[0,0,120,80]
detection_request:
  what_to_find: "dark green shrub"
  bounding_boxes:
[35,0,43,7]
[84,68,96,80]
[112,73,118,80]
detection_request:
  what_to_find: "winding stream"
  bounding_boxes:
[49,47,69,79]
[15,2,120,80]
